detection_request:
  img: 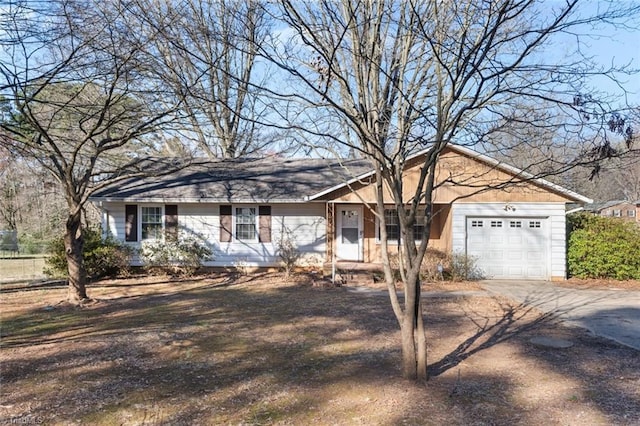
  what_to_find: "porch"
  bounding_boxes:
[323,260,383,286]
[324,202,452,267]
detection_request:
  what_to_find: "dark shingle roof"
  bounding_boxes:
[91,156,372,203]
[586,200,637,212]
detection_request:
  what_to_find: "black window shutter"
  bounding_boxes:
[220,205,232,242]
[165,205,178,241]
[258,206,271,243]
[125,204,138,242]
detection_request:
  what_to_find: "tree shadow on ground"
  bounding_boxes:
[427,297,559,377]
[426,292,640,423]
[1,274,638,424]
[0,276,402,423]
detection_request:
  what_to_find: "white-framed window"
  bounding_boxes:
[627,209,636,217]
[509,220,522,228]
[471,220,483,228]
[529,220,541,228]
[235,206,257,241]
[141,206,163,240]
[383,209,400,241]
[490,220,502,228]
[613,209,622,217]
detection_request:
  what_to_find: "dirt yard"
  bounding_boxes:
[1,273,639,425]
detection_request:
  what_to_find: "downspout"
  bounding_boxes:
[331,201,336,284]
[98,201,109,239]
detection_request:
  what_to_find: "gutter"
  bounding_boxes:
[566,206,586,215]
[88,197,317,204]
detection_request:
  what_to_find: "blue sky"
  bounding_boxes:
[573,2,640,106]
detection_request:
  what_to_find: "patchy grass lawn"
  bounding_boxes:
[1,273,639,425]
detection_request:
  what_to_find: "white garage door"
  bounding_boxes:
[466,217,549,279]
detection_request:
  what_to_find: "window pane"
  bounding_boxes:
[235,207,256,240]
[384,209,399,241]
[141,207,162,240]
[381,208,428,241]
[413,211,426,241]
[342,228,359,244]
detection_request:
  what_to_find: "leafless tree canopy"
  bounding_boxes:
[123,0,275,158]
[255,0,639,380]
[0,0,186,302]
[0,0,638,379]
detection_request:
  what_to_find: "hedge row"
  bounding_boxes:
[567,213,640,280]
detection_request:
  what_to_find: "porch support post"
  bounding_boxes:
[327,202,336,283]
[99,202,108,239]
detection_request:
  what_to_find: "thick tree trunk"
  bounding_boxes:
[400,315,417,379]
[64,213,88,303]
[399,269,428,381]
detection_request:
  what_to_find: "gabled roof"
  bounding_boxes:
[588,199,640,212]
[90,144,592,204]
[307,144,592,204]
[445,145,593,204]
[90,157,372,203]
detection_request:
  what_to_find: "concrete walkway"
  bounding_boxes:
[480,280,640,351]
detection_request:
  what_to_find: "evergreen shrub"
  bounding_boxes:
[44,226,132,279]
[139,236,212,276]
[567,213,640,280]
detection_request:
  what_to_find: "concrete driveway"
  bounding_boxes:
[481,280,640,351]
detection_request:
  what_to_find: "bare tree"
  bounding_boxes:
[0,144,67,246]
[259,0,639,380]
[127,0,275,158]
[567,150,640,202]
[0,145,19,231]
[0,0,183,302]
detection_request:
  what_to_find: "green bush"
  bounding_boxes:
[19,232,52,254]
[567,213,640,280]
[139,236,213,276]
[44,226,132,279]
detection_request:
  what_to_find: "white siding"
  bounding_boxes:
[212,203,326,267]
[451,202,568,280]
[98,201,326,267]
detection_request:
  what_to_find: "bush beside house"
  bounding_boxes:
[139,236,213,276]
[568,213,640,280]
[45,227,132,279]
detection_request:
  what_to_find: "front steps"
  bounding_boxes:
[324,262,382,286]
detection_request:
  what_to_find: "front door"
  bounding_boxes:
[336,205,362,261]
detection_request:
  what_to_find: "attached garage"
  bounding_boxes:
[451,203,575,281]
[466,216,549,279]
[319,146,592,281]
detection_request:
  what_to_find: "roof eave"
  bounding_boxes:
[89,196,313,204]
[306,167,376,201]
